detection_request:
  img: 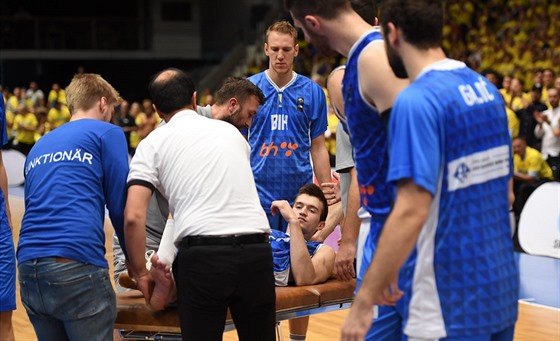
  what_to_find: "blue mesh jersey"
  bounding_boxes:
[342,28,394,216]
[388,59,518,338]
[269,229,322,279]
[248,71,327,212]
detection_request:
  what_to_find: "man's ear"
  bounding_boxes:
[304,15,321,33]
[316,221,326,231]
[154,105,165,120]
[386,22,399,46]
[191,91,197,111]
[99,96,107,113]
[264,42,270,56]
[228,97,238,112]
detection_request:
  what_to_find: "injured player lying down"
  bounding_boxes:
[122,183,336,311]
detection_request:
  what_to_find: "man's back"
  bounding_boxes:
[19,118,129,268]
[388,59,518,336]
[128,110,269,239]
[342,28,394,217]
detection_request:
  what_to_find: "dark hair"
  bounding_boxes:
[297,183,328,222]
[148,68,195,115]
[285,0,352,22]
[350,0,378,25]
[531,84,543,93]
[380,0,443,49]
[214,77,265,107]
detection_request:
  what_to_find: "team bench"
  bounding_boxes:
[114,278,356,340]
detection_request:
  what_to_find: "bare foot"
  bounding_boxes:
[148,253,175,311]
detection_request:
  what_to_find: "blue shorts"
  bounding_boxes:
[357,217,511,341]
[0,220,16,312]
[358,216,415,341]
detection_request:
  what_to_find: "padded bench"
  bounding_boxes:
[115,278,356,340]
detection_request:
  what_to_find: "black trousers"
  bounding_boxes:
[173,241,276,341]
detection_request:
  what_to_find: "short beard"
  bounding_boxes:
[224,106,244,130]
[385,41,408,79]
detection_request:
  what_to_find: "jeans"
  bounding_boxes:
[18,258,116,341]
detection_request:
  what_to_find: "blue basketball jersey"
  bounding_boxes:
[342,28,394,216]
[248,71,327,212]
[269,229,322,272]
[388,59,518,338]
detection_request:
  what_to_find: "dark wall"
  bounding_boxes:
[0,59,210,103]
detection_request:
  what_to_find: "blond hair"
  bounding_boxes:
[65,73,121,114]
[266,20,298,45]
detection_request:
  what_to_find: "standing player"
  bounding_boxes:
[342,1,518,340]
[248,20,332,233]
[285,0,413,338]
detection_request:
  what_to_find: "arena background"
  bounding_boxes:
[2,0,559,339]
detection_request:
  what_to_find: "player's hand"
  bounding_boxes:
[126,260,154,301]
[335,241,356,281]
[321,172,341,205]
[379,280,403,306]
[135,271,155,306]
[340,299,374,341]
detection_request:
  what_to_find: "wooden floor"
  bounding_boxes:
[7,196,560,341]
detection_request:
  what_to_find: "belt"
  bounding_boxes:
[181,233,269,247]
[55,257,75,263]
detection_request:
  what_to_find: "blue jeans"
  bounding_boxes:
[18,258,116,341]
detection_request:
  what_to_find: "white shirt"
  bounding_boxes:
[534,106,560,159]
[128,110,269,247]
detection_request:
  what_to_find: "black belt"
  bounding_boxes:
[181,233,269,247]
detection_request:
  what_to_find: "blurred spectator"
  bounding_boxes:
[482,68,501,88]
[534,87,560,180]
[113,100,137,156]
[12,104,37,155]
[542,68,556,107]
[47,99,71,130]
[34,106,50,142]
[519,84,548,150]
[500,75,513,103]
[26,81,45,109]
[128,101,142,155]
[136,98,158,143]
[508,77,531,112]
[512,136,554,222]
[47,83,67,107]
[198,88,215,106]
[506,105,520,139]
